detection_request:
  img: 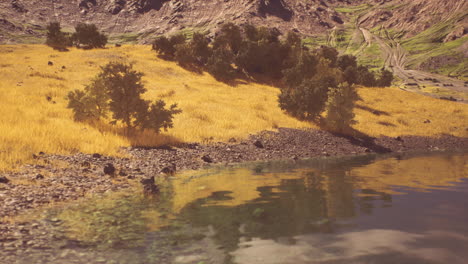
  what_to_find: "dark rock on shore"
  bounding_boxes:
[141,176,159,196]
[0,176,9,184]
[103,163,116,176]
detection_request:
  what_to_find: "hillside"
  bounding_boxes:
[0,45,467,170]
[1,0,466,83]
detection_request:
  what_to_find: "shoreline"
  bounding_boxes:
[1,127,467,220]
[0,127,467,262]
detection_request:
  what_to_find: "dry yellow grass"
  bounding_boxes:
[354,87,468,137]
[0,44,466,171]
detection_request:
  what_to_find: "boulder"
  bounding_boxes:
[0,176,9,184]
[141,176,160,195]
[103,163,116,175]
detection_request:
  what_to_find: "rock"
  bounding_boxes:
[228,137,237,143]
[11,0,27,13]
[92,153,102,158]
[201,155,213,163]
[253,140,264,148]
[141,176,159,195]
[161,164,176,175]
[115,43,122,47]
[81,161,91,168]
[0,176,10,184]
[47,61,53,66]
[103,163,116,176]
[35,174,44,180]
[395,136,402,141]
[423,119,431,124]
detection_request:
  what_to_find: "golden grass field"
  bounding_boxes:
[0,44,467,171]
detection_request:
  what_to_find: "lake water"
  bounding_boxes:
[16,152,468,264]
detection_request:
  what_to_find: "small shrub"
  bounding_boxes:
[45,22,71,51]
[72,23,107,49]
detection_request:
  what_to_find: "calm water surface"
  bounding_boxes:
[19,152,468,264]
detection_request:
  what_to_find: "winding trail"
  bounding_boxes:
[357,27,467,101]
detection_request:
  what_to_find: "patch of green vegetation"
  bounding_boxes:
[302,35,328,49]
[109,32,142,44]
[384,2,410,11]
[335,4,372,14]
[402,14,465,54]
[401,13,467,78]
[357,43,385,71]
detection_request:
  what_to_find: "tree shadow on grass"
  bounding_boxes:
[88,120,183,148]
[355,104,390,116]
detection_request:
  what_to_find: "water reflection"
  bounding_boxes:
[36,152,468,264]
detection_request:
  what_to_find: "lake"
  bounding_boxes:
[13,152,468,264]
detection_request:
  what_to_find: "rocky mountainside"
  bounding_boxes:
[0,0,445,43]
[359,0,467,40]
[0,0,465,43]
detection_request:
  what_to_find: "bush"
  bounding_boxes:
[376,69,394,87]
[152,34,185,59]
[279,77,336,120]
[206,48,236,81]
[45,22,71,51]
[325,82,359,133]
[67,62,181,133]
[72,23,107,48]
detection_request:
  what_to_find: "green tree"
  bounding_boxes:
[207,48,236,81]
[356,66,376,87]
[45,22,71,51]
[325,82,359,133]
[72,23,107,48]
[174,43,196,66]
[152,34,186,59]
[67,62,181,132]
[213,23,243,55]
[67,78,109,121]
[279,77,336,120]
[189,32,211,65]
[376,68,393,87]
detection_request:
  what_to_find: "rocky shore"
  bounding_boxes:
[1,128,467,219]
[0,128,467,263]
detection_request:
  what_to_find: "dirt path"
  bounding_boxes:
[357,26,467,102]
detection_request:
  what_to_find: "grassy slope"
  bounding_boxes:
[0,45,467,171]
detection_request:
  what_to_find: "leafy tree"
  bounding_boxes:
[45,22,71,51]
[325,82,358,133]
[282,52,318,87]
[343,66,358,85]
[189,32,211,65]
[72,23,107,48]
[99,63,148,128]
[174,43,196,66]
[279,77,336,120]
[317,46,339,67]
[67,78,109,121]
[213,23,243,55]
[67,62,181,132]
[337,55,357,71]
[376,69,393,87]
[152,34,186,59]
[139,100,182,133]
[206,48,236,81]
[356,66,376,87]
